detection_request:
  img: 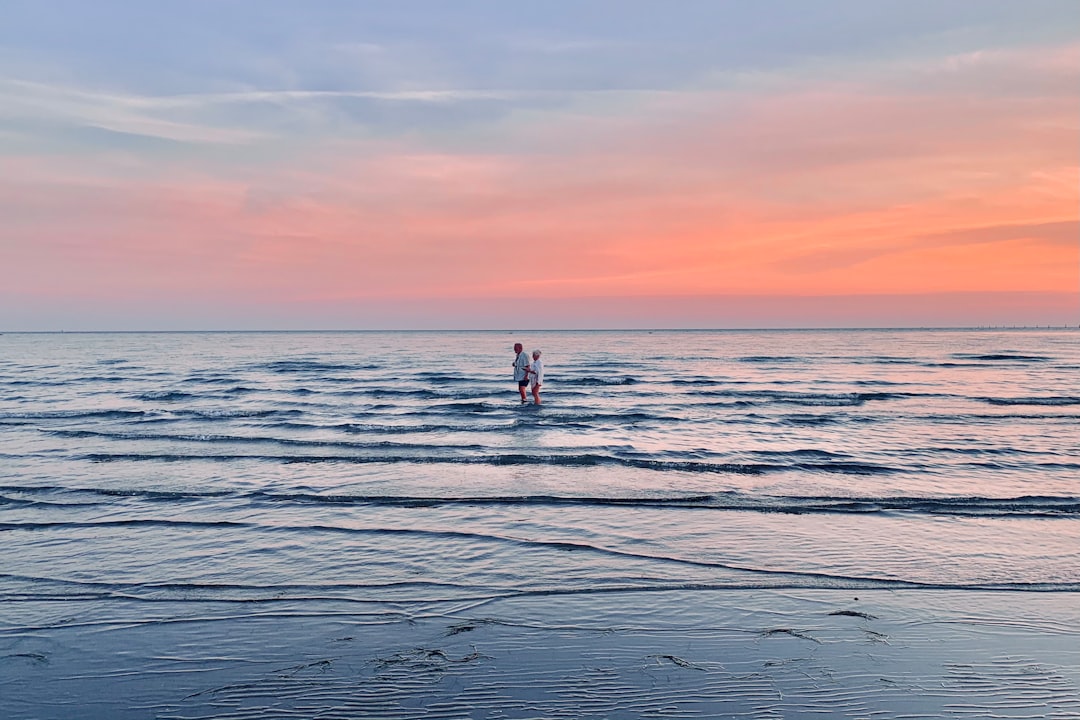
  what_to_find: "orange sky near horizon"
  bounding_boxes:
[1,21,1077,328]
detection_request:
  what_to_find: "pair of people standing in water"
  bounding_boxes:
[512,343,544,404]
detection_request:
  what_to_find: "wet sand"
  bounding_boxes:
[4,589,1080,719]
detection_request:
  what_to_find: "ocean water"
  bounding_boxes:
[2,329,1079,718]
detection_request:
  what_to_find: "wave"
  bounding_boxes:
[307,375,374,384]
[78,451,904,476]
[180,375,241,384]
[427,401,501,413]
[0,409,148,421]
[923,445,1050,457]
[952,353,1051,362]
[243,492,1080,517]
[50,428,492,453]
[0,572,479,598]
[1,379,71,386]
[78,451,769,473]
[459,410,678,424]
[352,387,443,398]
[268,418,610,433]
[737,356,804,363]
[4,575,1079,607]
[177,408,303,420]
[256,360,380,373]
[851,356,919,365]
[353,387,505,401]
[559,377,639,386]
[136,391,194,401]
[921,362,996,368]
[777,414,841,426]
[5,481,1076,518]
[413,373,492,385]
[982,396,1080,407]
[915,412,1080,424]
[751,448,848,460]
[669,378,725,386]
[0,484,232,501]
[338,421,523,434]
[701,390,910,406]
[957,460,1080,473]
[4,519,1079,597]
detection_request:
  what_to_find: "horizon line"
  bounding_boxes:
[3,325,1078,335]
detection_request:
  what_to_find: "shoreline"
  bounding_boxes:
[4,587,1079,719]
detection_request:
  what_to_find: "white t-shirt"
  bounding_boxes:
[529,359,544,385]
[513,352,530,382]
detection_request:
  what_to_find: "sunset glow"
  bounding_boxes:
[1,2,1076,329]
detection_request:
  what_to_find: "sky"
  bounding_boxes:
[1,0,1077,330]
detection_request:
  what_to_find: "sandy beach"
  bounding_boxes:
[5,589,1080,718]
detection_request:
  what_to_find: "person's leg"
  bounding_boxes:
[532,383,541,404]
[519,381,528,402]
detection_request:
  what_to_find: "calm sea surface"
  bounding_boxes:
[2,329,1079,716]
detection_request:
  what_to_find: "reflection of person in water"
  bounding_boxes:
[512,343,530,403]
[528,349,543,405]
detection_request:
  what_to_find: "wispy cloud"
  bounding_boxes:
[0,78,267,144]
[0,75,697,150]
[774,220,1079,274]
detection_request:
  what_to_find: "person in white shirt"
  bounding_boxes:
[512,343,530,403]
[528,349,544,405]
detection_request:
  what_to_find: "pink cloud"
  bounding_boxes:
[2,43,1076,327]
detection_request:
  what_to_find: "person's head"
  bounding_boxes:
[513,343,523,353]
[532,349,542,359]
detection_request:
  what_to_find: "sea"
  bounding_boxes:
[2,328,1079,718]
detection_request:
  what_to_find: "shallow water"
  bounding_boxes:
[2,329,1079,717]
